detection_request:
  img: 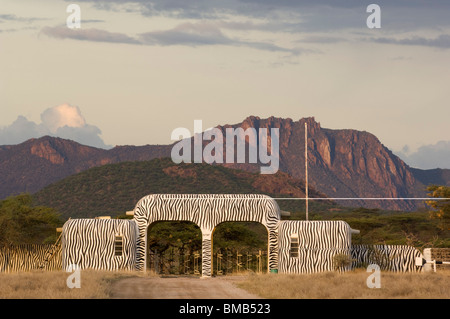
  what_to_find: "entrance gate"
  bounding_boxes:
[147,248,202,275]
[133,194,281,277]
[147,248,268,276]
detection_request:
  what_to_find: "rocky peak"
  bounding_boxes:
[1,117,447,211]
[30,139,65,165]
[213,116,425,210]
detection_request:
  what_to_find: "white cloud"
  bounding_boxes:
[394,141,450,170]
[0,104,111,149]
[40,103,86,133]
[0,115,45,145]
[55,124,108,149]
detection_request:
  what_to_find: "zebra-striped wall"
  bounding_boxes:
[133,194,281,276]
[58,194,424,275]
[351,245,422,272]
[278,221,422,273]
[61,218,138,271]
[0,244,62,272]
[278,221,355,273]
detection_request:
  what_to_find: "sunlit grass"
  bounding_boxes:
[236,269,450,299]
[0,269,136,299]
[1,269,448,299]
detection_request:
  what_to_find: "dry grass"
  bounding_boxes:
[1,269,449,299]
[236,270,450,299]
[0,270,137,299]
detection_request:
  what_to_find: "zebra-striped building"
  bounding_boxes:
[278,220,359,273]
[58,194,423,276]
[62,218,138,271]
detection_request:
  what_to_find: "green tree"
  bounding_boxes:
[425,185,450,231]
[147,222,202,254]
[0,194,61,245]
[213,222,266,251]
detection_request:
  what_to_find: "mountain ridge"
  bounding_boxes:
[1,116,448,211]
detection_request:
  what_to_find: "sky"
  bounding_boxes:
[0,0,449,169]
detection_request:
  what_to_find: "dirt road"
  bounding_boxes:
[110,275,262,299]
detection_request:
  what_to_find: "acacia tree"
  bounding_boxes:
[425,185,450,231]
[0,194,61,245]
[147,221,202,254]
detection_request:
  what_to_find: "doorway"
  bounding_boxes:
[146,221,202,275]
[212,222,268,275]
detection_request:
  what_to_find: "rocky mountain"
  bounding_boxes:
[0,136,170,198]
[1,116,448,211]
[207,116,439,210]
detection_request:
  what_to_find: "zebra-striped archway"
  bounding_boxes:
[133,194,281,277]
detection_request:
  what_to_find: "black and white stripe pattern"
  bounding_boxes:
[201,238,211,276]
[58,194,424,275]
[351,245,422,272]
[0,244,62,272]
[62,218,138,271]
[133,194,281,276]
[278,221,354,273]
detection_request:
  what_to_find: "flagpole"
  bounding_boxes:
[305,122,308,221]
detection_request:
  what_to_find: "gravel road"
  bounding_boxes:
[110,275,262,299]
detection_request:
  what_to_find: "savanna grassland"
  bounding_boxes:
[0,270,134,299]
[236,270,450,299]
[0,269,448,299]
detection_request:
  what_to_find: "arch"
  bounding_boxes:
[146,220,202,274]
[133,194,281,277]
[211,221,269,275]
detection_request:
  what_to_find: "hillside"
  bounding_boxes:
[32,157,333,220]
[410,167,450,187]
[31,157,450,248]
[0,136,169,198]
[2,116,449,210]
